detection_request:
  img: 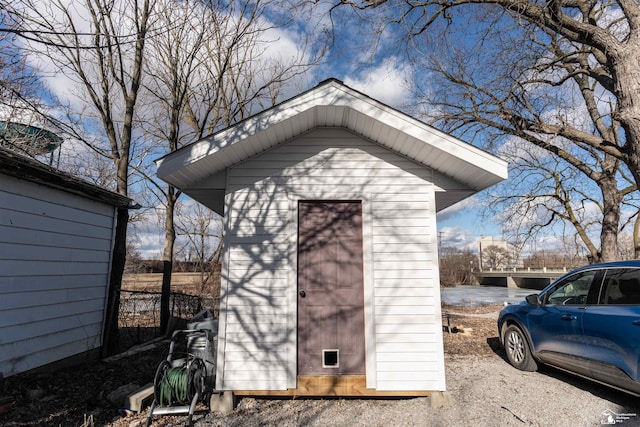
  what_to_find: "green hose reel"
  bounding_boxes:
[154,357,206,406]
[147,327,216,427]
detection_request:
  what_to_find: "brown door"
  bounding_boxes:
[297,201,365,375]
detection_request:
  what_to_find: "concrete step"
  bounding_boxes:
[126,383,154,413]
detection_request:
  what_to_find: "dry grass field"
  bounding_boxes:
[122,271,221,296]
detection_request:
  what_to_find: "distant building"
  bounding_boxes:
[478,236,522,269]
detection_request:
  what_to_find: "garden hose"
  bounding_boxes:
[154,357,206,407]
[158,367,190,406]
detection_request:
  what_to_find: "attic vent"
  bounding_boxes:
[322,349,339,368]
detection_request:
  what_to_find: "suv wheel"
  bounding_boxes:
[504,325,538,372]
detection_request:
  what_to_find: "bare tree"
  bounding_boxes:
[140,0,322,332]
[334,0,640,261]
[618,229,638,260]
[482,245,512,269]
[175,201,223,299]
[138,0,205,333]
[0,11,62,162]
[5,0,154,354]
[438,247,478,286]
[523,249,584,269]
[339,1,640,182]
[493,139,636,262]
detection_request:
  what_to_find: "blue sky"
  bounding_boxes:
[16,0,509,258]
[12,0,629,262]
[436,197,501,251]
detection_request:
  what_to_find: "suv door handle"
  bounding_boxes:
[561,314,577,321]
[632,320,640,326]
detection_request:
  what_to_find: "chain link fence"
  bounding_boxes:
[118,289,218,350]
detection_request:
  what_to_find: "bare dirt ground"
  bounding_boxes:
[441,303,503,357]
[0,301,500,426]
[2,298,639,426]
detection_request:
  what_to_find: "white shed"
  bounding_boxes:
[0,148,131,377]
[156,79,507,396]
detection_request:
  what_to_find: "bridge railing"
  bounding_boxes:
[479,267,569,273]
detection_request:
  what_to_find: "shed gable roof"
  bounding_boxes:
[156,79,507,212]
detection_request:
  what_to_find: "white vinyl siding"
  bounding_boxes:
[0,174,116,377]
[216,127,445,391]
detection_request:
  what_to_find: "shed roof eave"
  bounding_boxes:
[157,119,507,193]
[0,147,132,208]
[155,79,507,194]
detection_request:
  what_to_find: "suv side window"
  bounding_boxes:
[546,271,596,306]
[599,268,640,305]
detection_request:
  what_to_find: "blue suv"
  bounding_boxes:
[498,260,640,396]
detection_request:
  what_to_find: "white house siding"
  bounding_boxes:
[216,127,446,392]
[0,173,116,377]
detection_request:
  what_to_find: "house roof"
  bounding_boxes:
[0,146,132,208]
[156,79,507,212]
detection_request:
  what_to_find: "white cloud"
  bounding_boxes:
[344,57,413,108]
[436,196,482,222]
[438,226,479,252]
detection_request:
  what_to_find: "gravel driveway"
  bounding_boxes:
[185,354,640,427]
[121,307,638,427]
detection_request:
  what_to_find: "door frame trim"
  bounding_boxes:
[287,195,376,389]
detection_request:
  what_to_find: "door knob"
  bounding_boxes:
[299,290,306,298]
